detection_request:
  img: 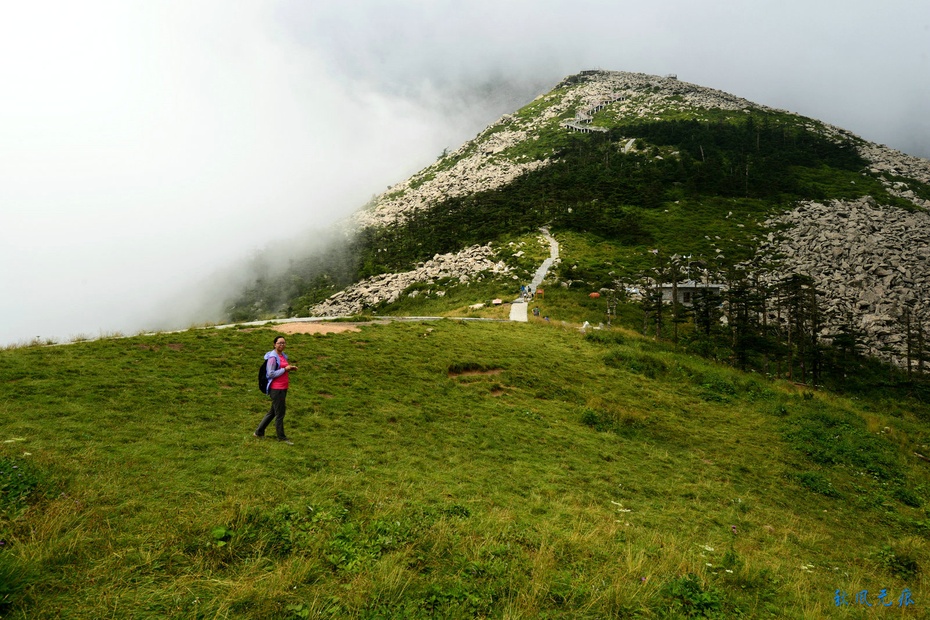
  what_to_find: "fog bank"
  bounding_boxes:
[1,0,926,345]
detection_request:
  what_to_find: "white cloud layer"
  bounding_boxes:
[1,0,927,344]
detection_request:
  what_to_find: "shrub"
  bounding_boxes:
[604,350,668,378]
[894,487,923,508]
[660,573,723,617]
[0,456,53,518]
[874,545,920,580]
[584,330,626,346]
[790,471,842,498]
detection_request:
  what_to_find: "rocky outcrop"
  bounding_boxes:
[859,142,930,185]
[560,70,765,119]
[757,133,930,363]
[761,197,930,362]
[353,127,552,229]
[310,245,509,316]
[857,142,930,211]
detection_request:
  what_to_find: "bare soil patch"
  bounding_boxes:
[448,368,504,378]
[268,322,363,335]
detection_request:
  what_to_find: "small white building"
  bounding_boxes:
[659,280,725,305]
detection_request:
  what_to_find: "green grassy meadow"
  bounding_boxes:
[3,320,930,618]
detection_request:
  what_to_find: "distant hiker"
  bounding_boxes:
[254,336,298,444]
[533,306,540,317]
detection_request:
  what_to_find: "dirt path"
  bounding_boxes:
[511,227,560,322]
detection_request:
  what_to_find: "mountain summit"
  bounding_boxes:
[355,70,927,227]
[234,70,930,367]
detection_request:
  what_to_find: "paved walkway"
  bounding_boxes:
[510,228,559,322]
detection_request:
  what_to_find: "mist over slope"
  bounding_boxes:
[227,70,930,366]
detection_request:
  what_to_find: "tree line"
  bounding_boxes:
[626,253,930,395]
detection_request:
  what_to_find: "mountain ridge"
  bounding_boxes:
[355,70,928,230]
[230,69,930,369]
[354,70,776,229]
[300,70,930,360]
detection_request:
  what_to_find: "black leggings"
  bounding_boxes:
[256,389,287,439]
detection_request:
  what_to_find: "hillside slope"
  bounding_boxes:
[3,321,930,617]
[227,70,930,368]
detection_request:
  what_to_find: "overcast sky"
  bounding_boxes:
[1,0,928,345]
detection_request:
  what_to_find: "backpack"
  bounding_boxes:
[257,355,279,395]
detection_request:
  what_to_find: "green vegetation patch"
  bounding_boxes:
[3,322,930,617]
[783,406,904,482]
[0,455,54,518]
[790,471,843,498]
